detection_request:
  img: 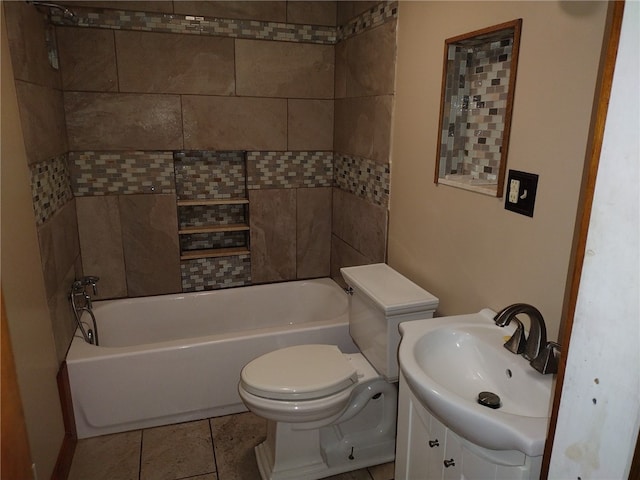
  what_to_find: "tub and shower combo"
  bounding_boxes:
[66,278,357,439]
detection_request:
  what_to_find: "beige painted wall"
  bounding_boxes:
[388,1,608,339]
[1,8,65,478]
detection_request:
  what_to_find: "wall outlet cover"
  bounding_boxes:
[504,170,538,217]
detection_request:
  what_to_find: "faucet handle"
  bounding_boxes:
[530,341,560,374]
[72,276,100,295]
[503,318,527,354]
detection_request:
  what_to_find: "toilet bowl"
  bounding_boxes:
[239,345,379,424]
[238,264,439,480]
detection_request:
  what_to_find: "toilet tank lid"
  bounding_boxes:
[341,263,439,315]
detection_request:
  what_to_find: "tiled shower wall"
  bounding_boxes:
[5,0,397,363]
[4,2,80,364]
[332,3,396,283]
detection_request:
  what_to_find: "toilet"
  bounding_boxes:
[238,263,439,480]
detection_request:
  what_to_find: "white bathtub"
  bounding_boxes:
[66,278,357,439]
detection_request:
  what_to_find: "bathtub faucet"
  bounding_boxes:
[72,275,99,295]
[70,276,100,345]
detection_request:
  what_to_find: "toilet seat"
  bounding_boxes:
[240,345,358,401]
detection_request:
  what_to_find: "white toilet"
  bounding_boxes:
[238,263,439,480]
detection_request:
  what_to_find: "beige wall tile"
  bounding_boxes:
[37,220,58,300]
[57,28,117,92]
[48,263,78,364]
[297,187,331,279]
[182,96,286,150]
[330,234,371,288]
[341,20,397,98]
[249,189,296,283]
[332,188,387,263]
[15,81,67,164]
[287,1,336,26]
[115,31,235,95]
[4,2,60,88]
[64,92,183,150]
[119,194,181,297]
[334,96,393,164]
[76,196,127,299]
[236,39,334,98]
[51,200,81,283]
[36,201,81,363]
[334,41,347,99]
[288,99,334,151]
[174,1,286,22]
[336,1,380,25]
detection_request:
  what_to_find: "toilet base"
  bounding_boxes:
[255,425,395,480]
[253,380,397,480]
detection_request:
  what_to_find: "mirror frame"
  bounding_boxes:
[434,19,523,197]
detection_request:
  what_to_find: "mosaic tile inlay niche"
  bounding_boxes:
[440,39,513,181]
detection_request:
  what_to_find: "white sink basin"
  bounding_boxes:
[399,308,554,457]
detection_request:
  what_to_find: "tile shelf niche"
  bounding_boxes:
[174,151,250,262]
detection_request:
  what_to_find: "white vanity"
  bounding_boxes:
[395,371,542,479]
[394,309,552,480]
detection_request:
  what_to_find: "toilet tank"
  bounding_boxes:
[340,264,439,382]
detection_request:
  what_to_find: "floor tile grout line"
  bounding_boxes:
[208,417,220,480]
[138,428,144,480]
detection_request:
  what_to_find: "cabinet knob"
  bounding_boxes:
[443,459,456,468]
[428,439,439,448]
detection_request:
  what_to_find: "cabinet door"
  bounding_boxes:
[440,419,463,480]
[405,400,435,478]
[424,411,445,480]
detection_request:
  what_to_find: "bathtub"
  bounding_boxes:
[66,278,357,439]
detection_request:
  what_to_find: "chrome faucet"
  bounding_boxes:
[72,275,99,295]
[70,276,100,345]
[494,303,559,374]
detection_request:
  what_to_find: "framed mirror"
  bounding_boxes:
[434,19,522,197]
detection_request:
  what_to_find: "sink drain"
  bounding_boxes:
[477,391,501,409]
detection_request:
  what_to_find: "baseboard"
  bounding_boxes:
[51,362,77,480]
[50,433,76,480]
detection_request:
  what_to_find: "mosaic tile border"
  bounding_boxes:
[174,151,246,200]
[334,153,390,207]
[52,8,336,44]
[30,154,73,225]
[181,255,251,292]
[51,1,398,45]
[338,1,398,42]
[69,151,175,196]
[247,151,333,189]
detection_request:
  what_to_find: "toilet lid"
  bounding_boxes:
[240,345,358,400]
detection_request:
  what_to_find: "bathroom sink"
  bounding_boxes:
[398,308,553,457]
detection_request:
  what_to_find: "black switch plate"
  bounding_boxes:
[504,170,538,217]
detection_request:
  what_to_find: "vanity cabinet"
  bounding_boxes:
[395,372,542,480]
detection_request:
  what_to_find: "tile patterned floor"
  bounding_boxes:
[68,412,395,480]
